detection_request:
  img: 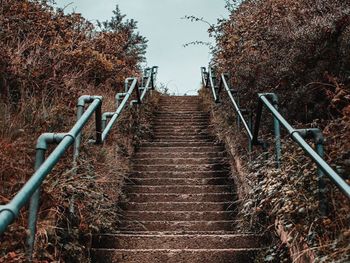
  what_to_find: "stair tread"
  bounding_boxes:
[91,96,266,262]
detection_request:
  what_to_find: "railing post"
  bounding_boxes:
[248,111,253,161]
[259,94,282,169]
[26,149,45,261]
[236,96,241,129]
[316,142,327,216]
[27,133,66,261]
[73,96,103,163]
[73,103,85,165]
[95,102,103,145]
[295,128,327,216]
[116,93,127,108]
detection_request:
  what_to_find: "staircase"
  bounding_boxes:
[91,96,266,262]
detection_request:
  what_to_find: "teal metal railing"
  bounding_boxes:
[201,66,350,215]
[0,66,158,260]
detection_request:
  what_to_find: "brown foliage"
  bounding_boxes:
[205,0,350,261]
[0,0,151,261]
[213,0,350,121]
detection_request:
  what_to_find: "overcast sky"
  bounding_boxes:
[56,0,228,95]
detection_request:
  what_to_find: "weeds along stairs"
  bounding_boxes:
[91,96,267,262]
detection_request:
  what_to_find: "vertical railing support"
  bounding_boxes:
[95,102,103,145]
[27,133,66,261]
[248,111,253,160]
[102,112,115,131]
[295,128,327,216]
[116,93,127,108]
[259,93,282,169]
[73,96,103,164]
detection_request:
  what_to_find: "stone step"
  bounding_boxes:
[124,185,233,194]
[133,157,227,165]
[91,248,260,263]
[125,177,234,186]
[128,170,230,178]
[119,202,235,212]
[93,234,264,249]
[118,220,237,231]
[125,193,235,202]
[131,164,229,172]
[120,211,235,221]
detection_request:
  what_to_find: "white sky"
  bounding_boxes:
[55,0,228,95]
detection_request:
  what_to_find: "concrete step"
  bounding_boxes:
[141,142,221,147]
[93,234,264,249]
[159,108,201,111]
[100,230,248,235]
[118,220,237,231]
[153,120,209,125]
[152,126,210,131]
[152,130,210,135]
[152,132,211,137]
[153,124,209,128]
[128,170,230,178]
[153,126,210,131]
[91,248,260,263]
[124,185,233,194]
[133,157,227,165]
[125,193,235,202]
[155,112,207,115]
[158,110,203,113]
[152,135,213,140]
[137,146,224,153]
[152,130,211,135]
[120,211,235,221]
[134,151,226,159]
[131,164,229,172]
[155,115,209,119]
[154,116,209,121]
[153,138,213,143]
[119,202,235,212]
[125,177,234,186]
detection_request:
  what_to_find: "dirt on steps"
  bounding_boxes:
[91,96,267,262]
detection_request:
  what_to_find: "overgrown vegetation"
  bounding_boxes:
[200,0,350,262]
[0,1,157,261]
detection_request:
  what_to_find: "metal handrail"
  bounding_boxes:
[0,66,158,259]
[201,67,350,213]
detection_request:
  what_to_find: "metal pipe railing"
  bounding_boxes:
[201,66,350,213]
[208,67,219,103]
[259,95,350,200]
[221,74,253,140]
[0,66,158,260]
[102,77,139,141]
